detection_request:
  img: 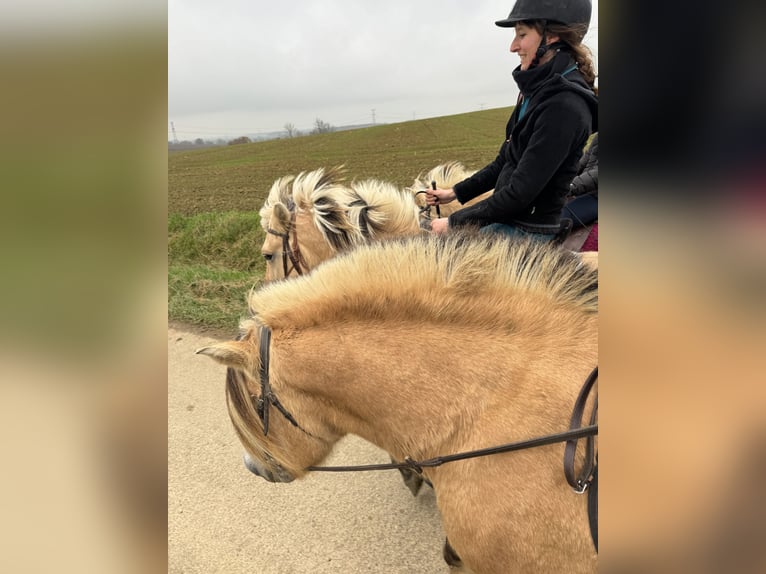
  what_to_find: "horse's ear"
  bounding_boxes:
[196,341,251,369]
[272,202,292,233]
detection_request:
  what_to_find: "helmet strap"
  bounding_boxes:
[530,20,549,68]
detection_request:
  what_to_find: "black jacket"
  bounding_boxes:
[570,132,598,197]
[449,51,598,228]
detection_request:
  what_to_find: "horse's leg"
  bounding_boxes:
[443,537,463,568]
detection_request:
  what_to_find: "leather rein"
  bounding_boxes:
[414,180,441,223]
[266,205,308,278]
[255,325,598,494]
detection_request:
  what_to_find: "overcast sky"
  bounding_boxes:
[169,0,598,141]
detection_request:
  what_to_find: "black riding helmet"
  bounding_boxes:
[496,0,592,68]
[495,0,592,28]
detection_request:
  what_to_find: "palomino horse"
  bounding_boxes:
[258,167,362,282]
[198,232,598,574]
[259,166,422,282]
[259,163,596,283]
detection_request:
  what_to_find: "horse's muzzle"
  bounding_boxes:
[243,453,294,483]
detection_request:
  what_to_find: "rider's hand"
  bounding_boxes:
[426,187,456,206]
[430,217,450,235]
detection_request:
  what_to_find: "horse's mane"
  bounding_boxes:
[411,161,476,191]
[246,232,598,332]
[346,179,421,240]
[290,167,363,251]
[260,166,422,251]
[259,166,362,251]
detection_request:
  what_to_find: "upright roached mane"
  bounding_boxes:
[248,232,597,332]
[260,166,364,251]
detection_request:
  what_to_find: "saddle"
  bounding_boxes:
[559,220,598,252]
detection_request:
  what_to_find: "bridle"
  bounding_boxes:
[254,325,597,490]
[266,203,309,279]
[254,326,314,438]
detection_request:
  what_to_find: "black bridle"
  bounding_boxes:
[254,325,597,494]
[266,205,308,279]
[255,326,313,437]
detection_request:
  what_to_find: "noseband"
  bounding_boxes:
[266,205,308,278]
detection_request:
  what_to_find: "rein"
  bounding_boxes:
[414,180,441,220]
[307,423,597,474]
[266,207,308,278]
[309,367,597,477]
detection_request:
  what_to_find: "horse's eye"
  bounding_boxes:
[263,253,273,262]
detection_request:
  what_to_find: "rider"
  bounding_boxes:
[563,131,598,229]
[427,0,598,241]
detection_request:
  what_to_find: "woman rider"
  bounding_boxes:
[427,0,598,241]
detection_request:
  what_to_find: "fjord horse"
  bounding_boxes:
[199,232,598,573]
[259,164,596,284]
[259,166,421,282]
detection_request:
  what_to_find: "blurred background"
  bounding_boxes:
[0,0,764,573]
[0,2,166,573]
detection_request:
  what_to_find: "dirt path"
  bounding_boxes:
[168,327,448,573]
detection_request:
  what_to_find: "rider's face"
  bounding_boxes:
[510,23,546,70]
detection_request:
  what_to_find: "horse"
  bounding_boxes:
[259,163,596,284]
[259,166,422,282]
[198,232,598,574]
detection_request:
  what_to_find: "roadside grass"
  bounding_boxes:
[169,211,266,330]
[169,211,265,271]
[168,264,258,332]
[169,106,514,331]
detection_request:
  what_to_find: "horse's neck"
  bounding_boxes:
[273,322,596,461]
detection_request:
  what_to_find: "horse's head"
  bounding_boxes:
[259,167,359,283]
[196,325,336,482]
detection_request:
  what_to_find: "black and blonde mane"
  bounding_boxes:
[260,166,421,251]
[246,232,597,333]
[411,160,476,191]
[345,179,421,240]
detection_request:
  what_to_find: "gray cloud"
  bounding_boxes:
[169,0,598,139]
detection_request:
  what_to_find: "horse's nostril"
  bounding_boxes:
[243,453,265,477]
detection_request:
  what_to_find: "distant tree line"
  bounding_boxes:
[284,118,335,138]
[168,117,337,150]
